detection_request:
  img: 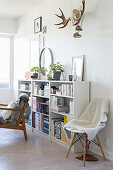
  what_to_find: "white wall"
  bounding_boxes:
[0,17,17,34]
[14,0,113,160]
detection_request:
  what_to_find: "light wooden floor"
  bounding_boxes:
[0,128,113,170]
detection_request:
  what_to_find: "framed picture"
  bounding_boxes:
[34,17,42,34]
[72,56,84,81]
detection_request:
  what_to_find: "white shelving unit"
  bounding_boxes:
[18,79,89,149]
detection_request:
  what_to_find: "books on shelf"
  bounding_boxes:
[32,112,49,134]
[43,117,49,135]
[33,102,49,115]
[61,84,73,97]
[35,112,40,130]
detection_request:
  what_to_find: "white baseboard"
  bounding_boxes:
[90,146,113,161]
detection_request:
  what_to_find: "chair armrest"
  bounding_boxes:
[0,104,8,106]
[0,107,23,111]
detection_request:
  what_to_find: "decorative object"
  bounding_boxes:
[73,32,82,38]
[60,71,65,81]
[42,26,47,34]
[38,70,41,80]
[31,66,39,78]
[55,0,85,38]
[25,71,32,80]
[39,89,44,96]
[49,62,63,80]
[68,75,73,81]
[72,56,84,81]
[34,17,42,34]
[39,48,53,75]
[39,83,45,96]
[51,86,58,94]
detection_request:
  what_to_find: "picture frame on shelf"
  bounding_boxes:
[72,56,84,81]
[34,17,42,34]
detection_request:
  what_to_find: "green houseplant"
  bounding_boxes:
[41,66,48,75]
[47,72,52,80]
[31,66,39,78]
[49,62,63,80]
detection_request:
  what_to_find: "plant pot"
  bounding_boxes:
[33,73,38,78]
[47,77,52,80]
[53,71,61,80]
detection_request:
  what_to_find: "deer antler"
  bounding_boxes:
[73,0,85,26]
[55,8,71,29]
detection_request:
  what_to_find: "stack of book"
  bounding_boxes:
[51,105,69,112]
[50,96,69,113]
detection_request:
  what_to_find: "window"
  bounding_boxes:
[0,37,10,88]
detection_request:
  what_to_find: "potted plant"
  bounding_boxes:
[31,66,39,78]
[47,72,52,80]
[49,62,63,80]
[41,66,48,75]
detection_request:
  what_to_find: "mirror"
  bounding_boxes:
[39,48,53,75]
[72,56,84,81]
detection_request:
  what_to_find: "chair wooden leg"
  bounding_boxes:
[96,135,106,160]
[83,134,87,167]
[23,126,27,141]
[66,133,76,159]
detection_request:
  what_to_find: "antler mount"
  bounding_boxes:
[55,0,85,29]
[55,8,71,29]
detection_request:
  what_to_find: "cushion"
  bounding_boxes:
[2,100,16,120]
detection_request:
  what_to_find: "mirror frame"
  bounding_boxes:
[39,47,53,75]
[72,56,84,81]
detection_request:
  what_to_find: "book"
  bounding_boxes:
[51,105,69,112]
